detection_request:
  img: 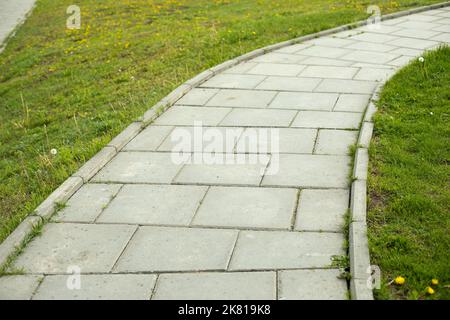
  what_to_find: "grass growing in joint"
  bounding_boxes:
[368,46,450,300]
[0,0,444,243]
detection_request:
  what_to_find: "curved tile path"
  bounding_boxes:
[1,3,450,300]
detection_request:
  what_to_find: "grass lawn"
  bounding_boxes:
[368,46,450,300]
[0,0,445,243]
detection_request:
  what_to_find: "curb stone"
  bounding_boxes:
[1,2,449,294]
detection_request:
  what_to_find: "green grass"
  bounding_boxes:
[368,46,450,300]
[0,0,444,243]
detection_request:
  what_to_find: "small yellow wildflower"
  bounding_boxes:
[394,276,405,285]
[426,287,435,295]
[431,279,439,286]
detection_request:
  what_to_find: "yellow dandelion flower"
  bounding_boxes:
[426,287,435,295]
[431,279,439,286]
[394,276,405,285]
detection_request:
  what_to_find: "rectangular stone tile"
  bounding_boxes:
[229,230,344,270]
[13,223,136,274]
[395,20,440,30]
[206,89,277,108]
[174,156,268,186]
[192,187,298,230]
[276,43,311,53]
[292,111,362,129]
[344,41,396,52]
[256,76,321,92]
[224,62,258,74]
[315,79,377,94]
[175,88,219,106]
[306,37,356,48]
[334,94,371,112]
[0,275,43,300]
[278,269,347,300]
[405,13,444,22]
[358,25,402,35]
[295,189,349,232]
[351,62,395,69]
[92,152,187,184]
[432,24,450,32]
[393,28,441,40]
[296,46,350,59]
[235,128,317,154]
[253,52,305,63]
[387,55,415,67]
[200,74,266,89]
[33,274,157,300]
[55,184,122,223]
[299,66,359,79]
[269,92,338,111]
[315,129,358,155]
[246,63,306,76]
[349,32,399,43]
[386,37,438,49]
[158,126,244,153]
[220,109,297,127]
[432,33,450,43]
[261,154,351,188]
[114,226,238,272]
[123,125,173,151]
[298,56,354,66]
[354,67,396,81]
[153,271,276,300]
[153,106,231,126]
[339,50,399,64]
[97,184,207,226]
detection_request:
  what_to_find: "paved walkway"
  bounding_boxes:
[0,0,35,48]
[1,6,450,300]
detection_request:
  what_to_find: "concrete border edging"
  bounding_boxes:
[1,1,449,287]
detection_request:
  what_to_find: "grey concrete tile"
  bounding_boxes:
[295,189,349,232]
[315,129,358,155]
[296,46,350,59]
[0,275,43,300]
[33,274,157,300]
[123,125,173,151]
[306,37,356,48]
[114,226,238,272]
[92,152,188,184]
[405,13,444,22]
[175,88,219,106]
[339,50,400,64]
[235,128,317,154]
[13,223,136,274]
[278,269,347,300]
[153,271,276,300]
[386,37,438,49]
[393,28,441,39]
[246,63,306,76]
[153,106,231,126]
[315,79,377,94]
[55,184,122,223]
[269,92,338,111]
[224,62,258,74]
[387,55,415,67]
[344,41,396,52]
[395,20,441,30]
[158,126,244,153]
[261,154,351,188]
[97,184,208,226]
[200,74,266,89]
[192,187,297,230]
[431,33,450,43]
[174,157,269,186]
[349,32,399,43]
[298,57,354,66]
[334,94,371,112]
[432,24,450,32]
[299,66,359,79]
[253,52,305,63]
[229,230,344,270]
[256,76,321,92]
[276,43,311,53]
[206,89,277,108]
[220,109,297,127]
[292,111,362,129]
[354,67,396,81]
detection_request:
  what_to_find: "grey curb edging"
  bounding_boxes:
[1,1,449,278]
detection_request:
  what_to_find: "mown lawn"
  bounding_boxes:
[368,46,450,300]
[0,0,444,243]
